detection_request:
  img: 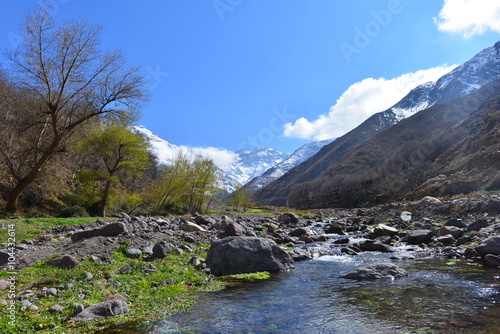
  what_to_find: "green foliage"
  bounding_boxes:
[150,152,220,214]
[73,125,150,216]
[228,186,254,212]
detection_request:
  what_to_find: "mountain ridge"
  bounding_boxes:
[254,41,500,206]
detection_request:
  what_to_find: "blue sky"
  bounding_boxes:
[1,0,500,163]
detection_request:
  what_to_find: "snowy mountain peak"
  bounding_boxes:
[389,41,500,122]
[245,138,335,191]
[131,125,289,192]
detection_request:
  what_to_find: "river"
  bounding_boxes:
[103,240,500,333]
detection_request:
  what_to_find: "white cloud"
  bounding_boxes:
[283,65,457,141]
[434,0,500,38]
[150,141,237,167]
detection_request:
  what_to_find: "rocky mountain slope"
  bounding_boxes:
[254,41,500,206]
[219,148,290,191]
[287,80,500,208]
[245,138,334,191]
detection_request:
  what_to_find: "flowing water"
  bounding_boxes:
[103,240,500,334]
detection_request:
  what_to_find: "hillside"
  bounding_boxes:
[287,80,500,208]
[254,41,500,206]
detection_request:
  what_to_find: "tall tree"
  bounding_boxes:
[0,8,146,213]
[76,125,150,217]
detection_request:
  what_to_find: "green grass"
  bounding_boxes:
[0,242,224,333]
[0,217,108,242]
[224,271,271,282]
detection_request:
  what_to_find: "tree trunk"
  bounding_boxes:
[98,180,113,217]
[5,146,56,214]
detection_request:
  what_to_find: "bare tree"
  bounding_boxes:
[0,8,147,213]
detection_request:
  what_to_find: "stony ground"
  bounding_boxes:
[2,194,500,272]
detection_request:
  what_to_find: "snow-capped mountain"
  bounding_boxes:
[254,41,500,206]
[219,148,290,191]
[131,125,289,192]
[389,41,500,121]
[245,138,335,191]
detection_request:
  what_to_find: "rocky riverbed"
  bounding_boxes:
[1,195,500,331]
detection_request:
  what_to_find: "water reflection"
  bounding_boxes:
[148,252,500,334]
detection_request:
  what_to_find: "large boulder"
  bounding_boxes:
[71,222,127,242]
[406,229,434,245]
[476,236,500,255]
[205,237,295,276]
[73,300,129,322]
[341,262,408,280]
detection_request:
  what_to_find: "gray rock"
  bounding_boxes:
[288,248,313,261]
[79,271,93,281]
[71,222,127,242]
[289,228,309,237]
[278,212,299,225]
[341,262,408,280]
[437,234,455,245]
[45,255,79,269]
[324,223,346,235]
[206,237,295,276]
[476,236,500,255]
[126,248,142,259]
[438,226,463,239]
[418,196,442,208]
[311,235,328,242]
[341,246,361,256]
[152,241,172,259]
[445,218,466,228]
[224,221,244,236]
[467,218,489,231]
[406,229,434,245]
[45,288,58,296]
[71,302,85,315]
[49,304,64,313]
[359,240,395,253]
[73,300,129,322]
[369,224,399,239]
[484,254,500,267]
[180,221,207,232]
[0,251,10,265]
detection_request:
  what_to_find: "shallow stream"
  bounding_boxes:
[104,241,500,334]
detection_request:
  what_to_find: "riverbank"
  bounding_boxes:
[1,194,499,333]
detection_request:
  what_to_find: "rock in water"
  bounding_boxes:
[341,263,408,280]
[206,237,295,276]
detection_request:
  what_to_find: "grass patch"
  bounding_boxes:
[0,242,224,333]
[224,271,271,282]
[0,217,107,242]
